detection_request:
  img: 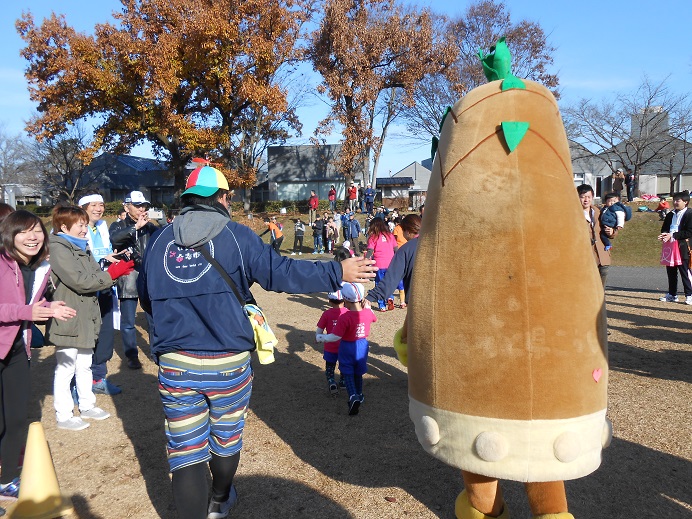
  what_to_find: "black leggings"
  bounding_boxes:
[171,452,240,519]
[271,236,284,255]
[0,346,30,483]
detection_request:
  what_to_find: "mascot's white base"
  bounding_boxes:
[410,397,612,482]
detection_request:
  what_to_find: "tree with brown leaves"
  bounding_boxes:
[309,0,455,187]
[17,0,312,194]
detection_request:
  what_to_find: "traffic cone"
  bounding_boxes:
[10,422,73,519]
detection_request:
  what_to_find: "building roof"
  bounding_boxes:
[375,176,414,186]
[82,153,173,189]
[114,154,168,172]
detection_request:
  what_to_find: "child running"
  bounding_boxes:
[315,289,348,394]
[317,282,376,415]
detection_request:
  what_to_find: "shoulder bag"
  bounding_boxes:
[194,245,277,364]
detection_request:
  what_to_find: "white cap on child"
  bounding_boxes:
[341,282,364,303]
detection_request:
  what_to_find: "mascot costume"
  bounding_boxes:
[396,38,611,518]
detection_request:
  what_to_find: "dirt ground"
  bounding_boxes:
[1,284,690,518]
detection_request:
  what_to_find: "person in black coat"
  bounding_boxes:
[109,191,158,369]
[658,190,692,304]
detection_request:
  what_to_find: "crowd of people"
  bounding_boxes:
[0,175,379,518]
[2,177,687,518]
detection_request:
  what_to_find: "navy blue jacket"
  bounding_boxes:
[365,237,418,305]
[138,215,343,358]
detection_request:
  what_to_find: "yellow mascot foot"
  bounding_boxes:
[533,514,574,519]
[455,490,510,519]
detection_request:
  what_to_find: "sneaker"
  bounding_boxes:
[0,478,19,500]
[659,294,676,302]
[290,252,296,255]
[207,485,238,519]
[127,357,142,369]
[378,305,387,312]
[81,407,110,420]
[387,298,395,311]
[686,296,692,305]
[57,417,90,431]
[348,395,360,416]
[298,252,302,255]
[328,378,338,395]
[93,378,122,395]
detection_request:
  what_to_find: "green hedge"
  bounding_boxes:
[18,204,52,217]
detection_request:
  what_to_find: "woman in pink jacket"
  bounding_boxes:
[366,218,398,311]
[0,210,75,499]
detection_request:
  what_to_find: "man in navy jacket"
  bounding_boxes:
[138,167,375,519]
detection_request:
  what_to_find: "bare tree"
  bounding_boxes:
[401,1,558,148]
[564,76,692,196]
[27,125,97,204]
[0,125,33,201]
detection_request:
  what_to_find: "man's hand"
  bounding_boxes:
[135,213,149,230]
[340,257,377,283]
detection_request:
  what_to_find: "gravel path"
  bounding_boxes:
[0,281,689,519]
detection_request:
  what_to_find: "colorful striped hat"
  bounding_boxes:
[182,165,230,197]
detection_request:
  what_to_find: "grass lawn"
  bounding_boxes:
[610,206,667,267]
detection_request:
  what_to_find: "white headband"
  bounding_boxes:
[78,194,104,206]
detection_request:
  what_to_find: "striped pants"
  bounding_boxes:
[158,351,253,472]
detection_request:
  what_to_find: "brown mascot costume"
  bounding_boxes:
[398,38,611,518]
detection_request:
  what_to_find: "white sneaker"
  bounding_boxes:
[290,252,296,255]
[57,417,90,431]
[659,294,676,302]
[298,252,302,255]
[686,296,692,305]
[207,485,238,519]
[81,407,110,420]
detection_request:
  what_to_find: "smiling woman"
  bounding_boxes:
[45,206,133,432]
[0,210,75,500]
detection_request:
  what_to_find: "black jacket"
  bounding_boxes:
[110,214,158,299]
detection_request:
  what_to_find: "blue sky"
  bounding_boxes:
[1,0,690,176]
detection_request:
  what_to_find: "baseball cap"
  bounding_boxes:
[327,289,343,301]
[341,282,364,303]
[124,191,150,205]
[183,165,230,197]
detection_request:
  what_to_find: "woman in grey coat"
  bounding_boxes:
[46,206,133,431]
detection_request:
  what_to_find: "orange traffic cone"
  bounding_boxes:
[10,422,73,519]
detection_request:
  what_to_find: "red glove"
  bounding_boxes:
[108,259,135,280]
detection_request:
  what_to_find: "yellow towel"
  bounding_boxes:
[245,305,277,365]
